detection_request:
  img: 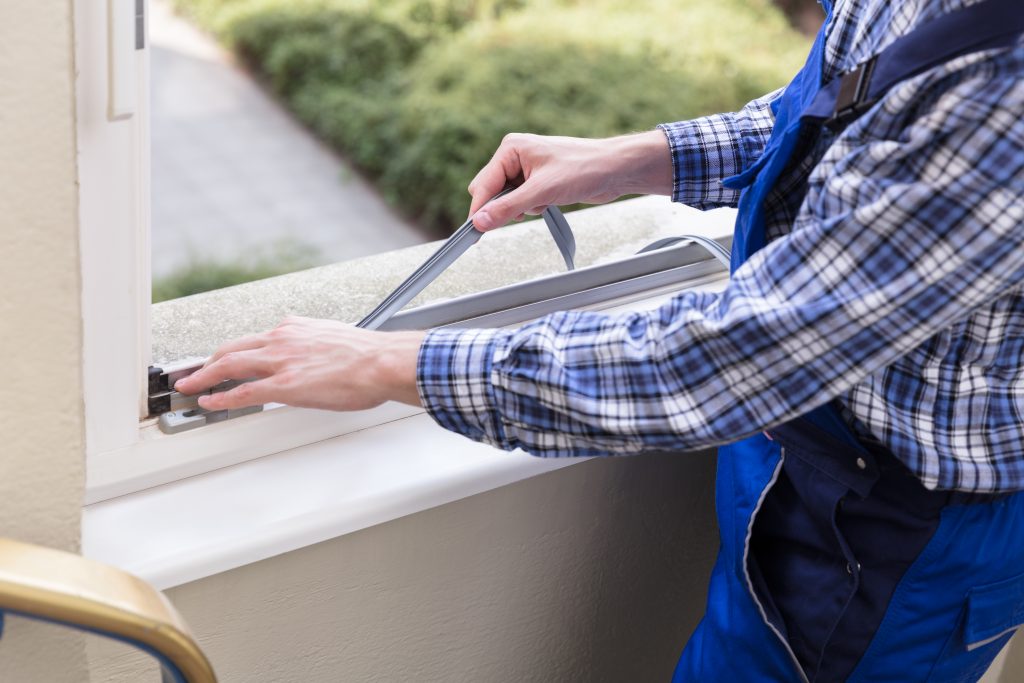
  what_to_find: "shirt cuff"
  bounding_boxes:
[657,118,744,209]
[417,327,515,450]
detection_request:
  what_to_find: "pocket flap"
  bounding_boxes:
[965,571,1024,651]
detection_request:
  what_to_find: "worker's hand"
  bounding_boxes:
[172,316,425,412]
[468,130,674,231]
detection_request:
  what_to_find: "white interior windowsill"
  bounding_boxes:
[83,413,583,590]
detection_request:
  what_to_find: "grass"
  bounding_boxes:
[152,239,320,302]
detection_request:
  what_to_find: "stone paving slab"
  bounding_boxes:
[149,0,427,277]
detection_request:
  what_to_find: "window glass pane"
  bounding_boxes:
[150,0,429,305]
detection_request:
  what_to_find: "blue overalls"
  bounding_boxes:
[671,1,1024,680]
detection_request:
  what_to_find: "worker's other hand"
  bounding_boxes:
[468,130,674,231]
[172,316,425,412]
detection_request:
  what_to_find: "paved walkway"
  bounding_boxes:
[150,0,427,277]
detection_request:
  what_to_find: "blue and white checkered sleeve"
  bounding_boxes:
[657,88,783,209]
[416,294,748,456]
[418,58,1024,465]
[417,327,514,447]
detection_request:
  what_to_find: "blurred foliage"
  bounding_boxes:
[152,239,320,302]
[171,0,810,233]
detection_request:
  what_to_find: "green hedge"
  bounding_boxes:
[172,0,809,233]
[152,239,319,302]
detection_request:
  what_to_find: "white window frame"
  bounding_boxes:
[75,0,424,504]
[77,0,733,508]
[77,0,157,501]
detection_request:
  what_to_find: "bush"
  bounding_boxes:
[152,240,320,302]
[224,6,422,97]
[172,0,810,233]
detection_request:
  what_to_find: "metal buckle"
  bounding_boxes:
[826,55,878,131]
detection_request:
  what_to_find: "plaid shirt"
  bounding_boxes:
[417,0,1024,493]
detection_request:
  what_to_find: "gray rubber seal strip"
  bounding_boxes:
[358,193,730,331]
[637,235,731,269]
[542,205,576,271]
[358,190,576,330]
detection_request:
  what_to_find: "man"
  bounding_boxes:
[177,0,1024,679]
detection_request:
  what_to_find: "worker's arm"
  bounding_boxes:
[656,88,783,210]
[467,89,784,230]
[416,54,1024,457]
[174,321,424,412]
[180,61,1023,467]
[178,91,786,407]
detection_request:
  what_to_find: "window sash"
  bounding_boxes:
[382,238,729,332]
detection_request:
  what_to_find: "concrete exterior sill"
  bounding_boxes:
[152,196,737,363]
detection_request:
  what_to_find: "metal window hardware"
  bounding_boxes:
[147,362,262,434]
[108,0,146,121]
[135,0,145,50]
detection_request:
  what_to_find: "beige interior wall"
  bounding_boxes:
[88,447,1024,683]
[1,0,1019,680]
[90,452,720,682]
[0,0,88,680]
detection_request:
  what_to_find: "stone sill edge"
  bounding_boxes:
[151,197,737,363]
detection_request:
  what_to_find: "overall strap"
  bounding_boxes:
[783,0,1022,450]
[803,0,1024,130]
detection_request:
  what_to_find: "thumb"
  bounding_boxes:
[472,183,544,231]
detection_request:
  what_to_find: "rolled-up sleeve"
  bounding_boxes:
[417,327,512,445]
[657,88,783,209]
[417,60,1024,466]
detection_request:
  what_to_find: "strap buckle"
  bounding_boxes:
[826,55,879,131]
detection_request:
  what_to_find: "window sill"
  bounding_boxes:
[83,268,730,590]
[87,198,735,505]
[82,198,735,588]
[83,414,582,590]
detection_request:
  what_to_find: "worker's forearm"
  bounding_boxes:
[607,130,675,198]
[175,318,425,412]
[374,330,426,407]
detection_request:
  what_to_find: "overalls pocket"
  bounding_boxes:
[965,572,1024,651]
[927,570,1024,682]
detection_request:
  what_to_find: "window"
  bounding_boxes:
[78,0,734,589]
[78,0,732,506]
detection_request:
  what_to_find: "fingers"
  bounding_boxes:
[472,182,545,231]
[197,378,275,412]
[174,349,275,395]
[468,135,525,217]
[203,331,271,367]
